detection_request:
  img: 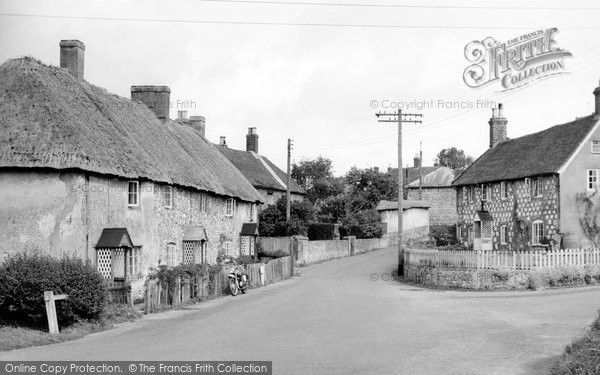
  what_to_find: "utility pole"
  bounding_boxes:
[286,138,292,222]
[419,141,423,200]
[375,109,422,276]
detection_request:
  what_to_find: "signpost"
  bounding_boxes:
[44,291,68,334]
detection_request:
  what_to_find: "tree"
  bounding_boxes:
[434,147,474,174]
[345,167,397,213]
[292,157,342,207]
[258,197,315,237]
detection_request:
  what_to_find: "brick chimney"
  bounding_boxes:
[177,110,188,120]
[594,81,600,118]
[246,127,258,153]
[413,154,421,168]
[189,116,205,137]
[489,103,508,148]
[219,136,227,147]
[131,86,171,123]
[59,40,85,81]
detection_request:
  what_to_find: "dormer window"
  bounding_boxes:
[128,181,139,207]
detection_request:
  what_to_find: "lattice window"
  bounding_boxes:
[183,241,197,265]
[97,249,112,279]
[482,221,492,239]
[112,248,125,278]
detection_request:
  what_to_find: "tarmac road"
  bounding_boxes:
[2,246,600,375]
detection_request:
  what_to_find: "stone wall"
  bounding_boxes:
[406,187,457,226]
[456,175,559,250]
[404,264,531,290]
[295,236,392,264]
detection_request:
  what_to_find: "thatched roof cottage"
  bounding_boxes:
[0,40,263,294]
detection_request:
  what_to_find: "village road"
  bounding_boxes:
[2,247,600,375]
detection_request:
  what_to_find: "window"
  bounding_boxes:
[200,193,207,212]
[128,247,141,276]
[481,184,488,201]
[166,243,177,267]
[267,192,274,205]
[457,225,462,240]
[224,241,232,256]
[162,186,173,208]
[500,225,508,245]
[467,186,474,203]
[226,198,235,216]
[500,181,507,200]
[532,220,544,245]
[467,226,474,244]
[530,178,541,197]
[592,140,600,154]
[128,181,139,206]
[462,187,467,203]
[250,204,256,222]
[588,169,599,191]
[524,178,531,196]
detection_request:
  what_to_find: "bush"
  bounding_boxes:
[308,223,338,240]
[340,210,385,239]
[0,252,105,326]
[430,224,457,246]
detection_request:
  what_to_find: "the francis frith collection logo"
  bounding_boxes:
[463,28,572,91]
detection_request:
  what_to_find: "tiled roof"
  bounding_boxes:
[216,146,305,195]
[406,166,454,187]
[453,115,599,186]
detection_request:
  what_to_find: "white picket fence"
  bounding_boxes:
[405,248,600,271]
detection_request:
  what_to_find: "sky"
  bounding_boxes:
[1,0,600,176]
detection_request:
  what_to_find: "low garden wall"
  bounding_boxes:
[404,248,600,290]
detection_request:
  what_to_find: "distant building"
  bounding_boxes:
[216,128,306,206]
[453,92,600,250]
[388,157,457,227]
[0,40,263,295]
[375,200,430,243]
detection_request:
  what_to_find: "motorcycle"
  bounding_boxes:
[228,266,248,296]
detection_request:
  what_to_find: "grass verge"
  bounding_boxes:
[550,310,600,374]
[0,304,140,352]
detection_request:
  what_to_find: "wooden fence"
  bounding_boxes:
[405,248,600,271]
[145,256,292,313]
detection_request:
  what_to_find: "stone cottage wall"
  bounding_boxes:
[0,170,256,296]
[406,187,457,226]
[456,175,559,250]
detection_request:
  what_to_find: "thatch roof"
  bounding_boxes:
[0,57,262,203]
[453,115,599,186]
[375,200,431,211]
[216,145,305,195]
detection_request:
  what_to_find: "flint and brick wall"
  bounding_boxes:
[406,187,457,226]
[456,175,559,250]
[404,264,530,289]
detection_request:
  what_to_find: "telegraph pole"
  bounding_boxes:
[419,141,423,200]
[286,138,292,222]
[375,109,422,276]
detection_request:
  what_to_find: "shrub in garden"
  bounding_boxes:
[430,224,457,246]
[0,251,105,326]
[308,223,338,240]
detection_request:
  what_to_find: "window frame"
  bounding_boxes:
[250,203,256,222]
[532,220,544,245]
[166,243,177,268]
[500,181,507,200]
[162,186,173,209]
[588,169,599,191]
[500,225,507,245]
[481,184,488,201]
[524,178,531,197]
[128,246,141,276]
[225,198,235,217]
[128,181,140,207]
[530,177,542,197]
[200,193,207,212]
[467,186,473,203]
[592,140,600,154]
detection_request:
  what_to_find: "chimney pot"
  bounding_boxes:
[131,86,171,123]
[59,40,85,81]
[177,110,188,120]
[189,115,206,137]
[246,127,259,153]
[219,136,227,147]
